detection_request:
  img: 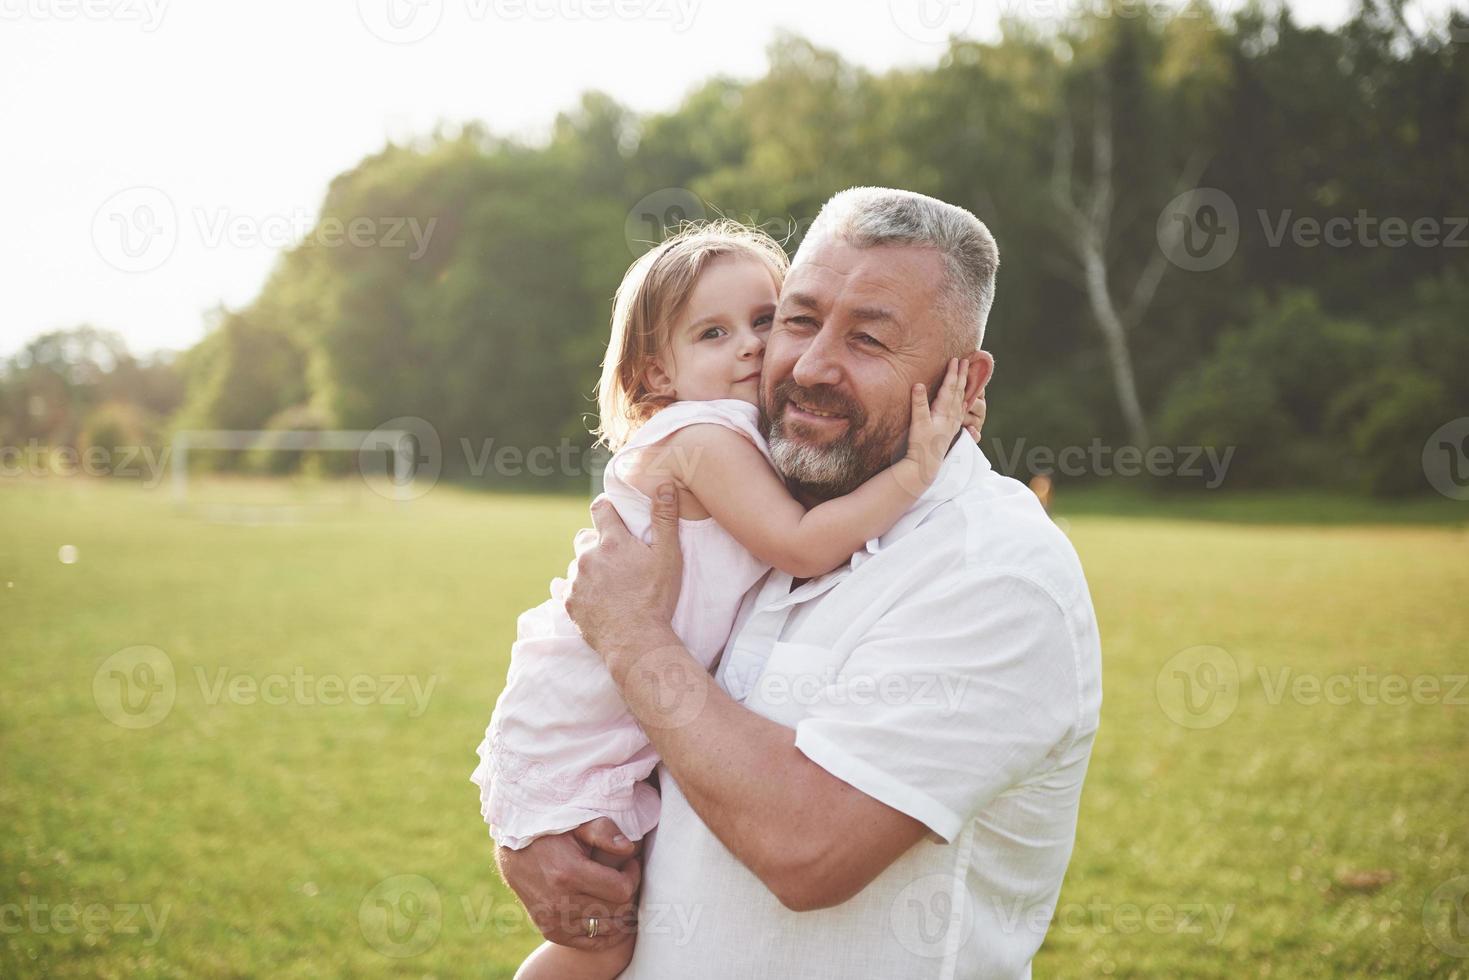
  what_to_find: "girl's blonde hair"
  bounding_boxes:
[594,219,790,451]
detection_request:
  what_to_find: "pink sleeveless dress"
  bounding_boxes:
[471,399,774,848]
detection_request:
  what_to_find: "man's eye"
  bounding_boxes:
[782,315,817,329]
[855,333,884,348]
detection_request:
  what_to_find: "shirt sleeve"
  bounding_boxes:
[792,569,1082,844]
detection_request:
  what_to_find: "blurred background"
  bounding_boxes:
[2,0,1467,976]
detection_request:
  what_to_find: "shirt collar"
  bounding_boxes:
[857,430,988,561]
[760,432,989,612]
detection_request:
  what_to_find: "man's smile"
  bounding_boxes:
[789,399,847,420]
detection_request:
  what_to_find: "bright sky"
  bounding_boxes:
[1,0,1458,362]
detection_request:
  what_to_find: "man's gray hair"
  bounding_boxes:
[795,187,999,352]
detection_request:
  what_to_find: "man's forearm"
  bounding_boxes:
[604,624,828,896]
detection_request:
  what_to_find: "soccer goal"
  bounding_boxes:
[169,429,424,521]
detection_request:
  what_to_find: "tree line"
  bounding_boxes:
[4,0,1466,496]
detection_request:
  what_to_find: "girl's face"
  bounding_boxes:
[645,255,778,408]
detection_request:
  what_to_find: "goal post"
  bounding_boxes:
[170,429,417,503]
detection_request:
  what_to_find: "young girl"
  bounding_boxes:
[472,220,977,979]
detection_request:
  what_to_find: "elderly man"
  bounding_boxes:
[498,187,1102,979]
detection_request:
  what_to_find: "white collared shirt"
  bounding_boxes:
[622,433,1103,980]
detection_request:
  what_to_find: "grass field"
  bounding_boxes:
[2,475,1466,978]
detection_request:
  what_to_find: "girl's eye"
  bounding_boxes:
[754,314,774,329]
[700,326,726,341]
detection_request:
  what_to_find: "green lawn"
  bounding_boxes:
[2,477,1466,978]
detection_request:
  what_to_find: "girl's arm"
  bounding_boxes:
[645,358,972,579]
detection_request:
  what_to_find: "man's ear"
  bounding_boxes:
[964,351,995,404]
[644,357,676,399]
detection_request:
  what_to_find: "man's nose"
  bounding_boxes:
[791,330,842,389]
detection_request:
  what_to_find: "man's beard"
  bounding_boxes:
[761,378,907,501]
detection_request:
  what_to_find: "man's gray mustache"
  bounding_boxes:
[770,382,865,426]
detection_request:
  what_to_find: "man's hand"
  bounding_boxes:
[496,818,642,950]
[565,484,684,665]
